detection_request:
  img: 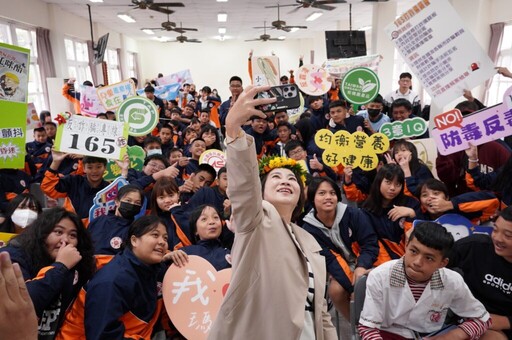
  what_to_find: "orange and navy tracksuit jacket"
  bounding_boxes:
[4,243,87,338]
[342,167,375,203]
[0,169,31,212]
[40,169,109,226]
[26,141,52,171]
[88,213,133,269]
[466,165,511,208]
[416,190,500,225]
[363,196,420,266]
[56,249,165,340]
[62,83,81,114]
[301,204,378,293]
[158,206,194,250]
[196,97,222,128]
[404,164,434,198]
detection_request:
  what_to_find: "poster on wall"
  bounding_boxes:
[385,0,495,107]
[0,42,30,169]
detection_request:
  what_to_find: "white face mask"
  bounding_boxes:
[11,209,38,228]
[146,149,162,156]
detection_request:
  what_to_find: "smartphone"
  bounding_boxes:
[256,84,301,113]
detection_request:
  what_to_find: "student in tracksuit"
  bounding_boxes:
[41,150,109,226]
[57,215,169,340]
[88,185,144,268]
[2,208,95,340]
[150,177,193,250]
[168,204,231,271]
[362,163,421,266]
[301,177,379,320]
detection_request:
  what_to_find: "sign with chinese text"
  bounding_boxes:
[0,232,16,248]
[27,103,41,130]
[136,83,181,101]
[116,96,158,136]
[385,0,495,107]
[252,56,280,86]
[88,176,147,222]
[96,79,136,111]
[199,149,226,174]
[103,145,145,181]
[54,114,129,160]
[163,256,232,340]
[431,86,512,155]
[323,54,383,80]
[157,69,194,86]
[296,64,331,96]
[314,129,389,170]
[80,85,106,117]
[340,67,380,105]
[0,42,30,169]
[379,117,428,140]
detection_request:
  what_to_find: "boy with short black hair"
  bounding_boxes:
[358,221,491,339]
[143,135,163,156]
[158,124,174,156]
[26,127,52,171]
[41,151,109,225]
[179,163,216,205]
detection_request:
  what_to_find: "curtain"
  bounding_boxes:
[116,48,125,80]
[133,52,141,87]
[87,40,98,85]
[483,22,505,104]
[35,27,56,109]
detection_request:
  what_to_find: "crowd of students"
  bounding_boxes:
[0,66,511,340]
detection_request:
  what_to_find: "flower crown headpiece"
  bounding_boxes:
[259,156,308,184]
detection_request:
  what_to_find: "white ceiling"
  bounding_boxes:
[38,0,417,42]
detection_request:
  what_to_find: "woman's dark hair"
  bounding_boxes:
[363,163,406,216]
[200,125,222,150]
[307,177,342,212]
[10,207,95,281]
[188,204,221,244]
[124,215,165,250]
[116,185,143,203]
[392,140,424,175]
[408,221,454,258]
[260,168,306,223]
[150,177,179,214]
[414,178,449,201]
[6,193,43,217]
[294,118,315,145]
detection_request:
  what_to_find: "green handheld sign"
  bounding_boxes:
[340,67,380,106]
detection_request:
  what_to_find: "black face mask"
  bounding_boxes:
[367,108,381,117]
[118,201,141,220]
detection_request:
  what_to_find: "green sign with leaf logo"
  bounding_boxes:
[116,96,158,136]
[103,145,145,181]
[340,67,380,105]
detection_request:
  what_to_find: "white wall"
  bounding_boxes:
[138,38,318,100]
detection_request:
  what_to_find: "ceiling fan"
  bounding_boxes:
[128,0,184,15]
[141,11,197,33]
[280,0,347,12]
[246,22,284,42]
[260,4,308,32]
[166,25,201,43]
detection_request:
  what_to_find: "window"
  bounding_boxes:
[106,48,121,84]
[0,21,46,110]
[487,24,512,106]
[64,37,92,85]
[127,52,138,80]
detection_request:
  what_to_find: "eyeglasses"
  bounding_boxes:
[146,162,166,171]
[288,149,305,157]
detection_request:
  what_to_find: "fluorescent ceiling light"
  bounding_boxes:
[278,36,286,40]
[217,0,228,2]
[218,27,227,34]
[142,29,154,35]
[152,36,170,42]
[306,12,323,21]
[289,27,300,33]
[217,12,227,22]
[118,14,136,23]
[359,26,372,31]
[89,0,103,2]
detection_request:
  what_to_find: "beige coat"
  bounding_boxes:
[208,134,337,340]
